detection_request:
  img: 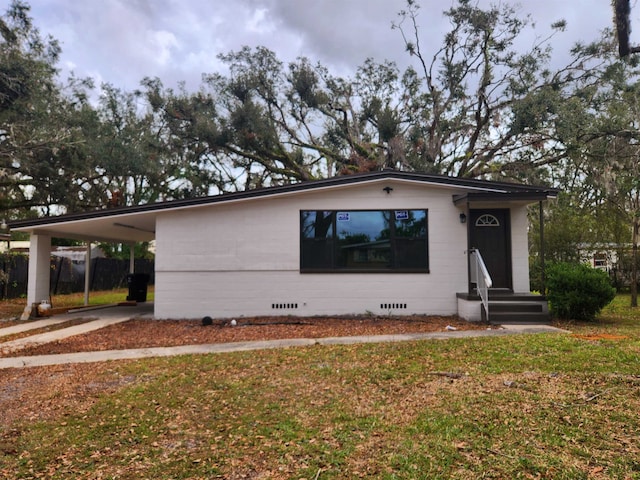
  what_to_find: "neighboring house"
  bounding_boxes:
[577,242,637,288]
[51,245,106,262]
[0,241,106,259]
[577,242,628,272]
[2,241,106,281]
[9,170,558,322]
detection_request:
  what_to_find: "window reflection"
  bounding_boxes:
[336,211,390,268]
[300,210,428,272]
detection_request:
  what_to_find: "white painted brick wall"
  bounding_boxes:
[510,205,531,292]
[153,180,528,319]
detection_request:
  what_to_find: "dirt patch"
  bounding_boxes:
[2,315,488,358]
[0,363,145,429]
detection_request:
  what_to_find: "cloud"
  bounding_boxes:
[24,0,617,94]
[144,30,179,66]
[245,8,275,34]
[252,0,410,72]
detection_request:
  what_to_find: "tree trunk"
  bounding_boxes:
[632,216,638,308]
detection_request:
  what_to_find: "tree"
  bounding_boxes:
[140,49,427,190]
[392,0,608,181]
[545,33,640,307]
[583,115,640,307]
[202,48,412,185]
[141,78,229,197]
[5,0,636,230]
[0,2,102,216]
[614,0,640,57]
[0,0,63,215]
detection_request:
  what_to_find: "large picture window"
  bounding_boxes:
[301,210,428,272]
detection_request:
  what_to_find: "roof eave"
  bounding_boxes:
[452,191,558,206]
[9,170,560,230]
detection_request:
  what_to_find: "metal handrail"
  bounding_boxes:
[470,249,493,320]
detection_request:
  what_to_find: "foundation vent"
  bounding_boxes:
[380,303,408,310]
[272,303,299,309]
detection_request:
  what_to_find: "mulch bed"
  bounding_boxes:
[1,315,490,358]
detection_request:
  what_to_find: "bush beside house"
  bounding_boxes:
[546,262,616,321]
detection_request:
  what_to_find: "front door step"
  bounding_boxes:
[487,300,550,324]
[457,291,550,323]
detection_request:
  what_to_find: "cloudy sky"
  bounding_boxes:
[24,0,626,93]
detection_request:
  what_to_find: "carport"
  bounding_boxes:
[9,206,159,320]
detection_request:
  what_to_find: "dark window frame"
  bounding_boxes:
[300,209,429,273]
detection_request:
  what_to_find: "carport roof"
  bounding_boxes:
[8,169,558,243]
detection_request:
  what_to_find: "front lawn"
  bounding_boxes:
[1,295,639,478]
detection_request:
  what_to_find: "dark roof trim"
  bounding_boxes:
[9,169,559,229]
[452,191,558,205]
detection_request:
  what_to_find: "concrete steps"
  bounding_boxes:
[477,291,550,324]
[486,302,550,323]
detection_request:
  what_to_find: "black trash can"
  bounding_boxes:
[126,273,150,302]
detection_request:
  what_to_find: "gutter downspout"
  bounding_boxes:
[466,200,472,293]
[539,200,546,295]
[84,242,91,306]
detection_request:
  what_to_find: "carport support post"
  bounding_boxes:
[84,242,92,306]
[539,201,546,294]
[129,243,135,274]
[21,233,51,320]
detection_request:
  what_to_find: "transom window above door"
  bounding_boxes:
[475,214,500,227]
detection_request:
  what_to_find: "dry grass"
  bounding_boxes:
[0,295,638,478]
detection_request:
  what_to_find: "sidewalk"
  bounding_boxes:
[0,305,569,369]
[0,303,153,353]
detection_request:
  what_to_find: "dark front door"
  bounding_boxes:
[469,209,512,290]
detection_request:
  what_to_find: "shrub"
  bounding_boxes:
[545,262,616,321]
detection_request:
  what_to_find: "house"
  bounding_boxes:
[577,242,636,289]
[9,170,558,322]
[577,242,628,272]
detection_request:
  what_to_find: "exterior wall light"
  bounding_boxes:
[459,213,467,224]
